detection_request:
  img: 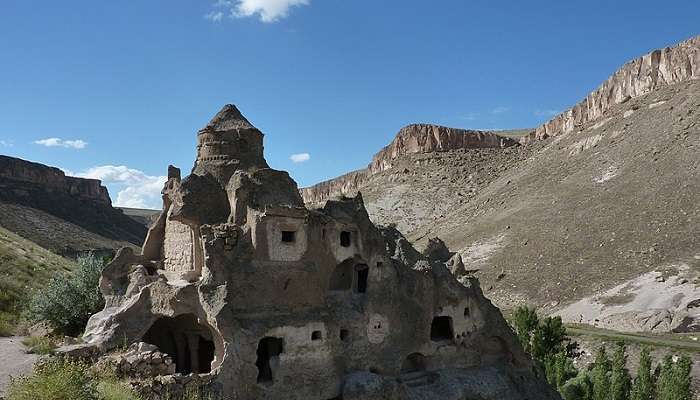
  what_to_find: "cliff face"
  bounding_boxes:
[370,124,518,173]
[0,155,147,248]
[528,35,700,142]
[0,156,111,205]
[301,124,517,203]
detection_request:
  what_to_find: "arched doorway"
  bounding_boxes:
[142,314,216,374]
[400,353,427,373]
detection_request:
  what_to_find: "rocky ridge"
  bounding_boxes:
[301,124,517,204]
[527,34,700,141]
[0,155,147,252]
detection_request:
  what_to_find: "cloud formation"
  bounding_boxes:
[205,11,224,22]
[0,140,12,147]
[34,137,88,149]
[209,0,310,23]
[74,165,166,209]
[289,152,310,163]
[491,106,510,114]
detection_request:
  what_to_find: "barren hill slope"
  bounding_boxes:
[303,35,700,331]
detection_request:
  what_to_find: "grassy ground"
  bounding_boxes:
[0,225,75,334]
[567,323,700,352]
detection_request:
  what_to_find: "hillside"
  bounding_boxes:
[0,155,147,256]
[302,35,700,332]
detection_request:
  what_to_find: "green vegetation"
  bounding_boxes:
[512,306,694,400]
[7,358,142,400]
[7,358,99,400]
[21,336,57,355]
[26,254,106,336]
[0,226,75,335]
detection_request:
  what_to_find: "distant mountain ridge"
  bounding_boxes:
[0,155,147,254]
[301,124,518,204]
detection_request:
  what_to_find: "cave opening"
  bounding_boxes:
[256,337,284,384]
[401,353,427,373]
[142,314,215,374]
[355,265,368,293]
[430,316,454,342]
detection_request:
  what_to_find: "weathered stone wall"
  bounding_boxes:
[163,209,194,273]
[527,34,700,141]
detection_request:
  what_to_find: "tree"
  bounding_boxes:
[561,371,593,400]
[630,347,653,400]
[532,315,568,362]
[27,254,106,336]
[657,354,693,400]
[591,347,611,400]
[610,343,631,400]
[512,306,539,354]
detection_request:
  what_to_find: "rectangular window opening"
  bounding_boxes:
[281,230,296,243]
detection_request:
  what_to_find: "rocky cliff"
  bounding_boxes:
[527,34,700,142]
[0,155,147,249]
[301,124,517,203]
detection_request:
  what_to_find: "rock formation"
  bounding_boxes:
[78,105,558,400]
[526,34,700,142]
[0,155,147,248]
[301,124,517,204]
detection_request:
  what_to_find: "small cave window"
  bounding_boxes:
[464,307,470,318]
[376,261,383,268]
[311,330,323,341]
[340,231,352,247]
[256,337,284,384]
[142,314,216,374]
[339,329,350,342]
[281,230,296,243]
[400,353,427,374]
[355,265,369,294]
[430,316,454,342]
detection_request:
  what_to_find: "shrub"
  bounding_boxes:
[26,254,106,336]
[6,357,98,400]
[97,380,142,400]
[22,336,57,355]
[561,371,593,400]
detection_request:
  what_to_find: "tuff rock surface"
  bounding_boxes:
[527,34,700,142]
[300,124,517,204]
[77,105,558,400]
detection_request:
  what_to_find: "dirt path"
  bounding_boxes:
[568,325,700,351]
[0,337,38,396]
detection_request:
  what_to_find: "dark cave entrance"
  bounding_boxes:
[401,353,427,373]
[142,314,215,374]
[256,337,284,384]
[355,264,368,293]
[430,316,454,342]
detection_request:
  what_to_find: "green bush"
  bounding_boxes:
[96,380,142,400]
[26,254,106,336]
[22,336,57,355]
[6,358,98,400]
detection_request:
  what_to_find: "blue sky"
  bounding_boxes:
[0,1,698,209]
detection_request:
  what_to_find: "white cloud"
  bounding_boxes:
[491,106,510,114]
[0,140,13,147]
[209,0,310,23]
[34,137,87,149]
[289,152,310,163]
[534,109,560,117]
[205,11,224,21]
[75,165,166,209]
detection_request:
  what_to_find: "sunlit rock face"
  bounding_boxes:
[527,34,700,142]
[81,105,559,400]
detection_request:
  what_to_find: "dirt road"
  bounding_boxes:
[0,337,37,396]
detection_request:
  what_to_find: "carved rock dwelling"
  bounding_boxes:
[81,105,558,399]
